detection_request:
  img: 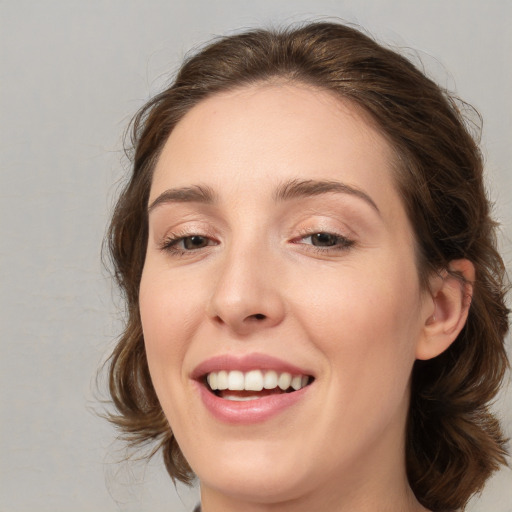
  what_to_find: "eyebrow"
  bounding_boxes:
[273,179,380,214]
[148,178,380,215]
[148,184,217,213]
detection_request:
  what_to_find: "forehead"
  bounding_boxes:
[150,83,400,216]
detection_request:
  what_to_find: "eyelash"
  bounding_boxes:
[159,231,218,256]
[159,230,355,256]
[292,230,355,253]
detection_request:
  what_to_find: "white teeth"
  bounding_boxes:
[245,370,264,391]
[278,372,292,390]
[227,370,245,390]
[291,375,302,391]
[223,394,261,401]
[207,372,217,390]
[206,369,311,392]
[217,370,228,390]
[263,370,278,389]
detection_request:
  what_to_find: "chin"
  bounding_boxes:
[200,465,311,505]
[191,441,317,503]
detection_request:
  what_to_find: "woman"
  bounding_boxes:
[105,22,509,512]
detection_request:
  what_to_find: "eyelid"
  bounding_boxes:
[156,221,220,251]
[292,230,354,248]
[159,232,220,258]
[154,218,217,241]
[291,218,355,239]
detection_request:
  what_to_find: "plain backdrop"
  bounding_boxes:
[1,1,511,511]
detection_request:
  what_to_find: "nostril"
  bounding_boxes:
[252,313,266,320]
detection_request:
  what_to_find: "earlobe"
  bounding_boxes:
[416,259,475,361]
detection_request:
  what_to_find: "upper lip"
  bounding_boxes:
[191,353,314,380]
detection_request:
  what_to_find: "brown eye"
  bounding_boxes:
[160,232,219,255]
[182,235,209,250]
[310,233,338,247]
[294,231,354,252]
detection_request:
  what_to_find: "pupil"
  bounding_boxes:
[184,235,207,249]
[312,233,336,246]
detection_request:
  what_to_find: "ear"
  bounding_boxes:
[416,259,475,361]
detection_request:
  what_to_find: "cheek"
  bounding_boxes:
[138,268,211,435]
[139,268,200,388]
[299,260,422,394]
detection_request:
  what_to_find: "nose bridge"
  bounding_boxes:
[208,234,285,333]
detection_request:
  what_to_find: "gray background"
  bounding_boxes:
[1,1,511,511]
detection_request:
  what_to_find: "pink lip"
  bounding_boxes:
[191,353,314,424]
[195,380,311,424]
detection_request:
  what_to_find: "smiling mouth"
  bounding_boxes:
[204,369,313,401]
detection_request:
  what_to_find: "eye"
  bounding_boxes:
[295,231,354,251]
[308,232,341,247]
[180,235,210,250]
[160,233,218,254]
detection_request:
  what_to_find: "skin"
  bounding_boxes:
[139,83,472,512]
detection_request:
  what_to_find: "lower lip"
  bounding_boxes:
[195,382,311,424]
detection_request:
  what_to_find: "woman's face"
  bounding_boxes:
[140,84,433,505]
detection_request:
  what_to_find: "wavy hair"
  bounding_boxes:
[105,22,509,511]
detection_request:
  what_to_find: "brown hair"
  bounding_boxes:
[105,22,509,511]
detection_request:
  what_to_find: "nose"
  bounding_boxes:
[207,244,286,335]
